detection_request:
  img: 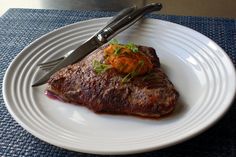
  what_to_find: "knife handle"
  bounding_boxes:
[106,6,136,27]
[87,6,136,44]
[96,3,162,43]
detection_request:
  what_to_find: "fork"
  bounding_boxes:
[37,6,136,71]
[37,50,73,71]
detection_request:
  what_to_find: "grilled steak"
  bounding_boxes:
[47,44,179,118]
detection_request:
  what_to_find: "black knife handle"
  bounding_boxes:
[106,5,137,27]
[96,3,162,43]
[88,6,136,45]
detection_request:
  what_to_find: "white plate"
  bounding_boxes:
[3,18,236,155]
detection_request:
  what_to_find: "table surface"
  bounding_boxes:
[1,0,236,18]
[0,8,236,157]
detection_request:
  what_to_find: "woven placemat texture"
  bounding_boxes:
[0,9,235,157]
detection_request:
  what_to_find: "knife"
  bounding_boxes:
[32,6,136,87]
[32,3,162,87]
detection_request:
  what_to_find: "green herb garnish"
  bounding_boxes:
[121,71,138,83]
[121,60,145,83]
[125,42,139,53]
[142,72,156,81]
[109,39,139,53]
[135,60,144,73]
[114,47,122,55]
[92,60,112,74]
[109,38,119,45]
[138,60,144,67]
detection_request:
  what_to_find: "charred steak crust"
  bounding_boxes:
[47,45,179,118]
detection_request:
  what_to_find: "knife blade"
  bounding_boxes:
[32,37,101,86]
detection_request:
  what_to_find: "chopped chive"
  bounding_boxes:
[121,73,132,83]
[125,42,139,52]
[114,47,122,55]
[121,60,145,83]
[109,39,119,45]
[121,70,138,83]
[138,60,144,67]
[92,60,112,74]
[134,59,144,74]
[142,72,156,81]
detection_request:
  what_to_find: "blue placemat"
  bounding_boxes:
[0,8,235,157]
